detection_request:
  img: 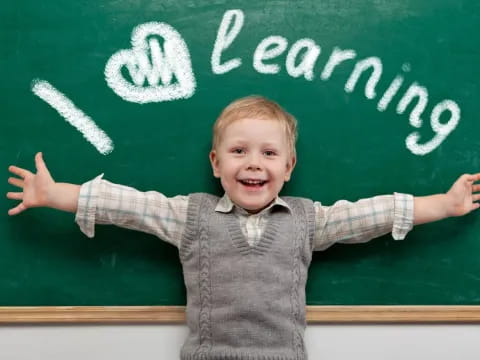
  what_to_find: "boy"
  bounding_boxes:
[7,96,480,360]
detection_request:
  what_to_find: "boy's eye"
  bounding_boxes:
[264,150,276,156]
[232,148,245,154]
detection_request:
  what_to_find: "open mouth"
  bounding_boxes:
[238,179,268,188]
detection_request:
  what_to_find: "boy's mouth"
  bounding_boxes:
[238,179,268,188]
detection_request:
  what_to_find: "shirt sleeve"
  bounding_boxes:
[75,174,188,248]
[313,192,414,251]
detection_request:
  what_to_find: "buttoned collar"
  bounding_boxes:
[215,193,291,215]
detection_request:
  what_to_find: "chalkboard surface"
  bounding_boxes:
[1,0,480,307]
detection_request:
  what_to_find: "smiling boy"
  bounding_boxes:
[7,95,480,360]
[209,107,296,213]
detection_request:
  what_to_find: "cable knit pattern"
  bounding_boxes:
[194,194,213,358]
[283,197,316,359]
[291,199,305,358]
[180,193,316,360]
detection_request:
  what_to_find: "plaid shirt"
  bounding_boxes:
[75,175,414,251]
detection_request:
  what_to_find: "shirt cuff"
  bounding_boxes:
[75,174,104,238]
[392,192,414,240]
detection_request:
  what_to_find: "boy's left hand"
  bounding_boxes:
[445,173,480,217]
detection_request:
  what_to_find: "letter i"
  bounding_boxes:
[377,63,410,112]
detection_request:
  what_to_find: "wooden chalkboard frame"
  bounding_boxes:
[0,306,479,323]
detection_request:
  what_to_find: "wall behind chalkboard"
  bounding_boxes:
[1,0,480,306]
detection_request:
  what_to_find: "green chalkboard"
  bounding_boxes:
[1,0,480,307]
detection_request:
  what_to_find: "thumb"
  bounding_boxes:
[35,152,51,175]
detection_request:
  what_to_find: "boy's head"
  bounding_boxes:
[211,96,298,158]
[209,96,298,213]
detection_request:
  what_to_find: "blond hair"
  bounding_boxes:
[212,95,298,157]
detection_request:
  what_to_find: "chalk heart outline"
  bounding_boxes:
[105,22,196,103]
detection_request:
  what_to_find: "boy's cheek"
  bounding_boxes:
[213,167,221,178]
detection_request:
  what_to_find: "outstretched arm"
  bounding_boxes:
[414,173,480,225]
[7,152,80,215]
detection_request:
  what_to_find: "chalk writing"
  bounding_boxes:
[34,9,461,156]
[105,22,196,103]
[32,80,114,155]
[211,9,244,75]
[211,9,461,156]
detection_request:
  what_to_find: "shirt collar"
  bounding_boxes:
[215,193,291,214]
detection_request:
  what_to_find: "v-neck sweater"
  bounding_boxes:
[179,192,316,360]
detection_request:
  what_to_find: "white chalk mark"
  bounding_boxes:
[211,9,245,74]
[405,99,460,155]
[31,79,114,155]
[402,63,411,72]
[396,82,428,128]
[253,36,288,74]
[431,99,460,136]
[345,57,383,99]
[377,75,404,111]
[320,47,357,81]
[406,131,442,156]
[285,38,321,81]
[105,22,196,103]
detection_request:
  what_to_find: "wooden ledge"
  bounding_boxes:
[0,306,480,324]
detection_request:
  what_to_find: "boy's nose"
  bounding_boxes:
[246,154,262,170]
[247,163,261,170]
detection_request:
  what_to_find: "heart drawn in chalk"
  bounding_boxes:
[105,22,196,103]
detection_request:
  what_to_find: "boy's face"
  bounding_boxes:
[209,118,296,213]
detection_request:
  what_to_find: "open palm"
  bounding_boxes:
[446,173,480,217]
[7,152,55,215]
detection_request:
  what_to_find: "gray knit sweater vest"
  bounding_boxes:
[179,193,316,360]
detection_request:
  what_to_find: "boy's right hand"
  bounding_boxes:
[7,152,56,215]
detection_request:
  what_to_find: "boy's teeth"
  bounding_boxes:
[241,179,265,184]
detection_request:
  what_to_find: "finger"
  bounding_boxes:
[473,194,480,202]
[8,165,31,179]
[8,203,26,216]
[468,173,480,182]
[8,177,24,189]
[6,192,23,201]
[473,184,480,193]
[35,152,51,175]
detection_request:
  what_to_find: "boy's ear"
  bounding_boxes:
[209,150,220,178]
[284,155,297,182]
